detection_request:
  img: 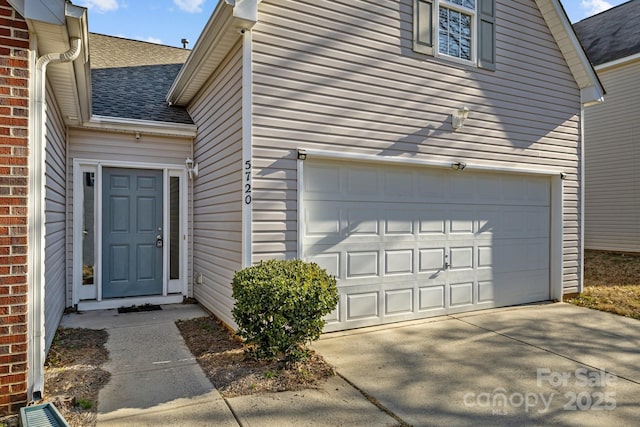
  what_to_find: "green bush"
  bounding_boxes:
[231,259,339,362]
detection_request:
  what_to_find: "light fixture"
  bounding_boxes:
[452,106,470,131]
[185,158,199,179]
[297,149,307,160]
[135,131,141,141]
[451,161,467,171]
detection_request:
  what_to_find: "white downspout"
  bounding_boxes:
[27,37,82,401]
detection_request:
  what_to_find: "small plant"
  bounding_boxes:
[77,399,93,410]
[263,370,275,379]
[232,259,339,362]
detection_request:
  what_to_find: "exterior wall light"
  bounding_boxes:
[297,149,307,160]
[451,161,467,171]
[186,158,199,179]
[452,106,470,131]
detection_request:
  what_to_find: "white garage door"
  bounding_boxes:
[302,160,550,332]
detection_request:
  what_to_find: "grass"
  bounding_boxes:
[567,250,640,319]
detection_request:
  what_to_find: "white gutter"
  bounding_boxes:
[27,36,82,401]
[83,115,197,138]
[595,52,640,72]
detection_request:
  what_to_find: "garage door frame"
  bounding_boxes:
[296,149,565,326]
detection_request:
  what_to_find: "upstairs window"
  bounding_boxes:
[414,0,495,70]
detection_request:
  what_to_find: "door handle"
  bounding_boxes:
[156,234,163,248]
[444,254,450,270]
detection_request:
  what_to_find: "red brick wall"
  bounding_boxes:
[0,0,29,416]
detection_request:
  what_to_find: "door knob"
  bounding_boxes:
[156,234,163,248]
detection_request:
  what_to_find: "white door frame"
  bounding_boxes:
[297,149,566,307]
[72,159,189,309]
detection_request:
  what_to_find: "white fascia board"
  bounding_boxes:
[83,116,197,138]
[536,0,604,106]
[166,0,258,106]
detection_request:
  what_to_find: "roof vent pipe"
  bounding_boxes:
[181,38,189,49]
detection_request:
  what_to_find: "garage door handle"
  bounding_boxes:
[444,261,450,269]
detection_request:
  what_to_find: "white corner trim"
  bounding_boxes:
[550,175,564,301]
[241,29,253,268]
[82,116,197,138]
[296,159,304,260]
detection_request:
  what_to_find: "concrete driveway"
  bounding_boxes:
[314,303,640,426]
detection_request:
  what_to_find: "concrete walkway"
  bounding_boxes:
[314,303,640,426]
[60,302,640,426]
[61,304,396,427]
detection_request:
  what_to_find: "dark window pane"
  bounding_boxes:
[169,177,180,280]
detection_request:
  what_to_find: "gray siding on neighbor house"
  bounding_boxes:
[187,40,243,327]
[66,129,194,305]
[251,0,583,291]
[585,60,640,252]
[44,83,67,352]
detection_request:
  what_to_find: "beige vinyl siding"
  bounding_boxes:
[44,83,67,352]
[584,60,640,252]
[251,0,582,291]
[66,128,193,305]
[187,40,243,328]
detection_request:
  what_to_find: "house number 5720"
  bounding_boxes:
[244,160,252,205]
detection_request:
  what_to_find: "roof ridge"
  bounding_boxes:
[89,32,191,51]
[574,0,637,24]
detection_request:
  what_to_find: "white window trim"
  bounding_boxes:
[72,159,189,306]
[435,0,478,65]
[414,0,480,66]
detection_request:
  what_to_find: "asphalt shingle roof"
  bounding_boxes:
[89,33,194,124]
[573,0,640,66]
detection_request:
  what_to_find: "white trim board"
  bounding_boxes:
[72,159,189,307]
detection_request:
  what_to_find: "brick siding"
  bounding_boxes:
[0,0,29,416]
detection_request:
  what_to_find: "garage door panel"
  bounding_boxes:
[303,160,551,331]
[419,285,446,311]
[347,292,379,320]
[383,170,415,199]
[384,249,414,275]
[347,166,379,195]
[450,282,474,307]
[419,248,446,272]
[348,208,379,235]
[384,209,416,235]
[385,289,414,315]
[346,251,379,278]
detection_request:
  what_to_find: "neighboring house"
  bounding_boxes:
[0,0,603,414]
[574,0,640,253]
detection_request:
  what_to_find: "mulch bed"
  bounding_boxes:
[175,316,335,397]
[43,328,111,427]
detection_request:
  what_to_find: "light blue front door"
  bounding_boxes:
[102,168,163,298]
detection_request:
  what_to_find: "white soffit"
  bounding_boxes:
[167,0,258,106]
[535,0,604,105]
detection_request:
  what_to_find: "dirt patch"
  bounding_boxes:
[176,316,335,398]
[584,250,640,287]
[43,328,110,427]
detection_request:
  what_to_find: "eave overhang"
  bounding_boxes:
[166,0,258,107]
[9,0,91,125]
[535,0,605,107]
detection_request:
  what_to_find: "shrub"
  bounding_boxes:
[231,259,339,362]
